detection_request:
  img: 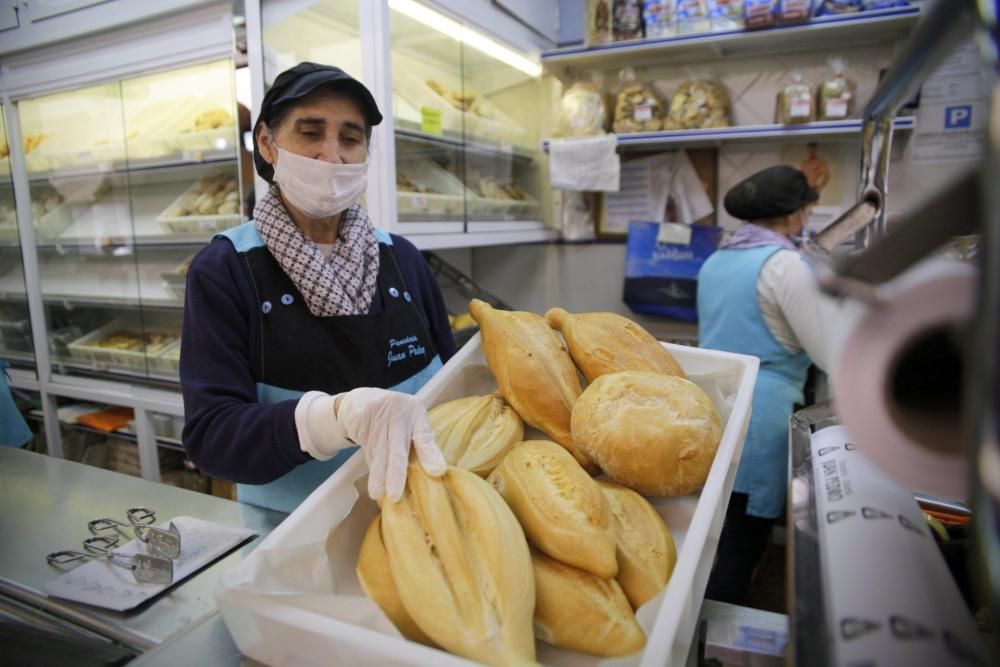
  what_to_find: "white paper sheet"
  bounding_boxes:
[45,516,256,611]
[548,134,620,192]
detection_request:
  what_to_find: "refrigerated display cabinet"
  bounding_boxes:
[11,60,241,385]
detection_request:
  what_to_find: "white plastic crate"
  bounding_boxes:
[67,318,181,373]
[0,201,72,242]
[216,335,759,667]
[155,178,241,234]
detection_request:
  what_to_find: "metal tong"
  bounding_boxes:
[88,507,181,560]
[46,534,174,585]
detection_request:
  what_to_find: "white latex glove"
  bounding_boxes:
[295,388,447,502]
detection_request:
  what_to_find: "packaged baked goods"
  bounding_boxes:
[814,0,862,14]
[642,0,678,38]
[776,70,815,124]
[553,80,609,137]
[707,0,746,31]
[612,0,644,40]
[744,0,778,28]
[586,0,614,45]
[675,0,710,34]
[612,69,666,133]
[663,79,731,130]
[775,0,813,22]
[818,57,857,120]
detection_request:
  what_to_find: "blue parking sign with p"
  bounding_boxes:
[945,105,973,129]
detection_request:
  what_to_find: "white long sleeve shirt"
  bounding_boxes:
[756,249,830,373]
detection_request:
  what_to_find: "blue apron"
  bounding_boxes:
[219,225,442,513]
[697,245,811,519]
[1,359,32,448]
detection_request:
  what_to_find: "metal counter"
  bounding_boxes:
[0,446,286,653]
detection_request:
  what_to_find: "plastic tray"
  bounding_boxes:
[155,178,241,234]
[216,336,759,667]
[395,72,526,144]
[160,254,195,301]
[396,158,468,218]
[67,318,181,373]
[0,201,73,242]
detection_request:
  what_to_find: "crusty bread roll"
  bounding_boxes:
[488,440,617,578]
[380,464,536,667]
[572,371,722,497]
[469,299,593,470]
[428,392,524,477]
[531,548,646,657]
[545,308,686,382]
[599,481,677,609]
[355,514,437,646]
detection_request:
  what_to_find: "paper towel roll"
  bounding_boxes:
[829,258,976,501]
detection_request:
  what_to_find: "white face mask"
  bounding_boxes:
[272,147,368,219]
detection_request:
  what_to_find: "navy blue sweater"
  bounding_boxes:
[179,231,455,485]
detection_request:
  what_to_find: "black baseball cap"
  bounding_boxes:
[724,165,819,221]
[253,62,383,183]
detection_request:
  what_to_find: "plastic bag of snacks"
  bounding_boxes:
[613,0,645,40]
[776,70,815,124]
[814,0,862,15]
[817,57,857,120]
[586,0,614,45]
[744,0,778,28]
[775,0,813,22]
[675,0,711,34]
[554,80,610,137]
[643,0,678,37]
[708,0,746,31]
[664,79,731,130]
[613,69,666,133]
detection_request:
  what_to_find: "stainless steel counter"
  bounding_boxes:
[0,446,285,653]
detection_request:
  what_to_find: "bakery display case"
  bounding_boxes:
[258,0,546,234]
[0,107,37,370]
[9,59,241,384]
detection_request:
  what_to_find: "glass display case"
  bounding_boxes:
[12,59,242,385]
[259,0,545,234]
[0,106,37,370]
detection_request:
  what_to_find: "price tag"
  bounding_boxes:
[421,107,443,136]
[790,99,812,119]
[183,150,204,163]
[633,103,653,122]
[411,196,428,211]
[200,219,218,231]
[657,222,693,246]
[824,99,849,119]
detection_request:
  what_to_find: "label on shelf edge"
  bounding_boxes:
[420,107,443,136]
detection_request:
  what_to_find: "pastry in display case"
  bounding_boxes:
[395,158,467,219]
[67,315,182,376]
[156,171,242,233]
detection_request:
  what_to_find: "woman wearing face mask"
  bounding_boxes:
[180,63,456,513]
[696,165,830,605]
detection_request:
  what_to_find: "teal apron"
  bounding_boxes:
[697,245,811,519]
[221,229,442,514]
[1,359,32,448]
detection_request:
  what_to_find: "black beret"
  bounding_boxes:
[724,165,819,221]
[253,62,383,183]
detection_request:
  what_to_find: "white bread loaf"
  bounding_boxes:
[545,308,686,382]
[531,548,646,657]
[380,464,536,667]
[572,371,722,497]
[355,514,437,646]
[488,440,617,578]
[428,392,524,477]
[599,481,677,609]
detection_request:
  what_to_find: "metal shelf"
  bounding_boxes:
[395,124,537,162]
[50,358,180,389]
[26,151,238,183]
[406,227,557,250]
[542,117,916,152]
[26,410,185,452]
[541,6,921,81]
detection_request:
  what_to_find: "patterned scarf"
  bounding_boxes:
[255,186,380,317]
[719,223,798,251]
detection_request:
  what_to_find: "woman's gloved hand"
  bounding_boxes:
[296,388,447,501]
